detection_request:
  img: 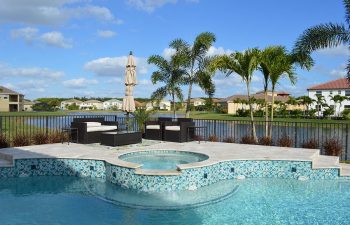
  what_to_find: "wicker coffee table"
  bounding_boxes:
[100,131,142,146]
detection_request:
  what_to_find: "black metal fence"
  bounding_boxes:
[0,115,349,160]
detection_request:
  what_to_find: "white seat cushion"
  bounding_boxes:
[165,126,180,131]
[87,125,117,132]
[84,122,101,127]
[146,125,160,130]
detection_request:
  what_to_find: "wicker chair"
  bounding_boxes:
[163,118,195,142]
[144,117,172,140]
[71,118,118,144]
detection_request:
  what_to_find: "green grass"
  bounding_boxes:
[189,111,350,124]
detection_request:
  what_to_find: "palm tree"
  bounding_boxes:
[315,94,327,117]
[170,32,216,118]
[148,54,185,119]
[293,0,350,79]
[296,95,314,113]
[211,48,260,141]
[330,94,348,116]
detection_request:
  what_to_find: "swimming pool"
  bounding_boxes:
[1,176,350,225]
[118,150,209,170]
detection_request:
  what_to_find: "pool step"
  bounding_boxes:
[339,163,350,176]
[0,158,12,167]
[312,155,339,169]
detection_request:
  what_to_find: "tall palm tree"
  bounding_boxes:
[296,95,315,115]
[315,94,327,117]
[211,48,260,141]
[170,32,216,118]
[148,54,185,119]
[330,94,348,116]
[293,0,350,79]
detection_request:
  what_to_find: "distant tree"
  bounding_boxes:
[66,103,79,110]
[296,95,315,115]
[330,94,348,116]
[315,94,328,117]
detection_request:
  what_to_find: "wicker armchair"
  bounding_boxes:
[163,118,195,142]
[71,118,118,144]
[144,117,172,140]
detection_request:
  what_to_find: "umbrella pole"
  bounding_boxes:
[126,112,129,131]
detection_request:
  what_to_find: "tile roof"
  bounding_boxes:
[0,86,22,95]
[307,78,350,90]
[219,93,289,103]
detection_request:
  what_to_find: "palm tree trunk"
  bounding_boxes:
[172,94,176,119]
[185,82,192,118]
[264,90,269,137]
[246,82,257,141]
[269,87,275,138]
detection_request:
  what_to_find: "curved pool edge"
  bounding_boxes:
[0,142,349,192]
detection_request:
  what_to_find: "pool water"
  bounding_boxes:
[1,176,350,225]
[119,151,209,170]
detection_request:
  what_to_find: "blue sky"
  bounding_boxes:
[0,0,348,100]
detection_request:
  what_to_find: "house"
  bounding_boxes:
[145,99,171,111]
[103,99,122,110]
[190,98,206,106]
[60,99,83,110]
[307,78,350,115]
[80,100,103,110]
[0,86,24,112]
[23,99,35,111]
[218,91,304,114]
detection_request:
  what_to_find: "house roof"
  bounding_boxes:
[83,100,102,103]
[23,99,34,105]
[0,86,22,95]
[190,98,205,102]
[219,93,289,103]
[104,99,122,103]
[62,99,83,104]
[307,78,350,90]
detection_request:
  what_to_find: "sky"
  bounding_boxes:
[0,0,348,100]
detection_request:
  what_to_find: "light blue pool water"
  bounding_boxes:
[1,176,350,225]
[119,151,209,170]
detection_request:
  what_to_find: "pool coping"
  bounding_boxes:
[0,141,344,176]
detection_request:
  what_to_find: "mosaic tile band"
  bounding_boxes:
[0,158,346,192]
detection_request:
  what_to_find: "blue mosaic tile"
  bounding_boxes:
[0,158,344,192]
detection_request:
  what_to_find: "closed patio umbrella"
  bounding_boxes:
[122,51,137,129]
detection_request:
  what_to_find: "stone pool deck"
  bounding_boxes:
[0,141,349,177]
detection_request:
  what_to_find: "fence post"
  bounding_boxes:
[45,116,49,135]
[0,116,2,133]
[213,120,217,136]
[294,122,297,148]
[346,124,349,160]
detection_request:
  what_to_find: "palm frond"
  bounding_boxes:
[150,87,167,103]
[294,23,349,53]
[345,0,350,26]
[192,32,216,60]
[148,55,170,72]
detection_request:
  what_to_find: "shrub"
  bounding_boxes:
[236,109,249,117]
[240,135,256,144]
[277,135,293,147]
[193,135,204,142]
[301,139,319,149]
[208,135,219,142]
[12,134,31,147]
[0,134,10,148]
[342,109,350,120]
[49,132,66,143]
[323,138,342,156]
[258,136,273,146]
[32,133,49,145]
[223,137,235,143]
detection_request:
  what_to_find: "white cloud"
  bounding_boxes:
[10,27,38,43]
[126,0,177,12]
[84,56,149,77]
[5,80,48,94]
[0,63,64,79]
[206,46,233,56]
[40,31,72,48]
[330,69,347,78]
[97,30,117,38]
[162,48,176,60]
[0,0,121,25]
[316,45,350,57]
[63,78,98,89]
